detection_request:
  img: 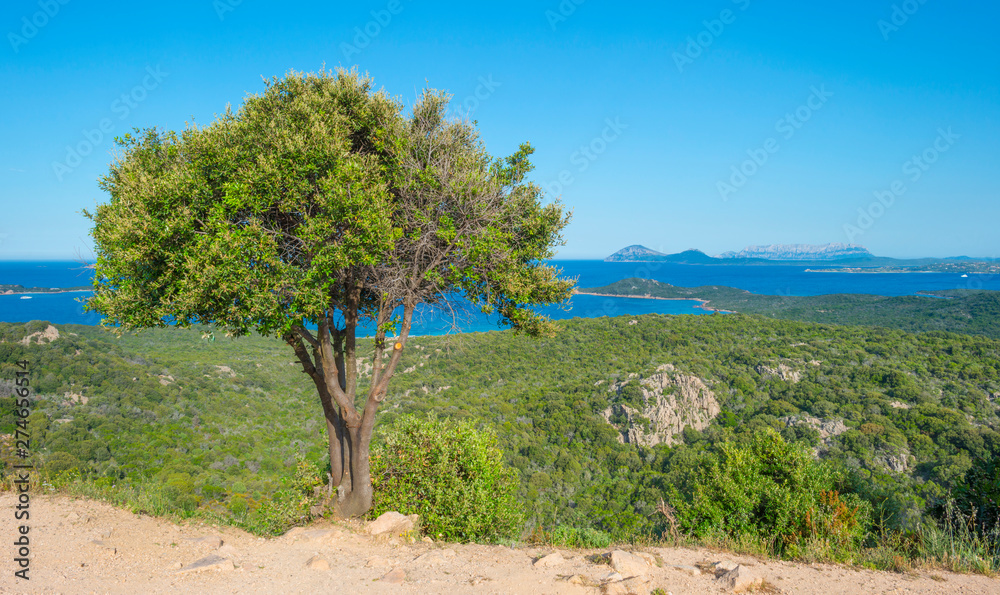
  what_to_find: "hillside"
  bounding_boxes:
[2,315,999,569]
[578,278,1000,339]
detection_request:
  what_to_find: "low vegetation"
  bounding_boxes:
[1,313,998,573]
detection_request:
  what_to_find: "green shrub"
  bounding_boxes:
[369,414,524,542]
[550,525,613,549]
[672,428,871,557]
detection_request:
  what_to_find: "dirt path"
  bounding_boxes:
[2,494,998,594]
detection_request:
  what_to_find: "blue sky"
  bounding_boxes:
[1,0,997,260]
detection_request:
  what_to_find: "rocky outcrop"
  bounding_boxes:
[602,364,720,447]
[872,447,912,474]
[19,324,60,345]
[755,363,802,383]
[780,415,848,446]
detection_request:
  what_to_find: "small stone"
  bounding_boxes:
[714,560,740,575]
[716,565,762,593]
[67,512,80,521]
[366,556,390,568]
[603,575,653,595]
[176,554,234,574]
[98,529,112,539]
[380,567,406,584]
[305,555,329,571]
[600,571,624,582]
[421,536,433,543]
[533,552,565,568]
[609,550,651,577]
[671,564,701,576]
[171,562,183,570]
[366,511,419,537]
[566,574,588,585]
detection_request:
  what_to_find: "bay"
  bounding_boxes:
[2,260,997,333]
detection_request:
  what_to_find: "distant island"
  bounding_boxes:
[604,243,1000,273]
[576,278,1000,339]
[718,243,872,261]
[1,284,92,295]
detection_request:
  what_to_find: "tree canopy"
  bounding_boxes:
[86,68,574,515]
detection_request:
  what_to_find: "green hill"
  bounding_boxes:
[2,315,999,556]
[579,278,1000,339]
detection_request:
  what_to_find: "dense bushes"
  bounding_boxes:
[369,415,523,542]
[671,429,870,557]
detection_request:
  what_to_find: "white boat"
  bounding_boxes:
[20,296,32,299]
[961,274,969,278]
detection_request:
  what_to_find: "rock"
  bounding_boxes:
[366,556,390,568]
[670,564,701,576]
[533,552,565,568]
[421,536,433,543]
[713,560,739,575]
[566,574,589,585]
[170,562,183,570]
[366,511,419,537]
[602,368,720,447]
[97,529,112,539]
[715,565,762,593]
[603,575,653,595]
[636,552,658,567]
[305,555,329,571]
[186,535,223,549]
[755,363,802,383]
[600,571,624,582]
[176,554,234,574]
[609,550,651,577]
[380,568,406,584]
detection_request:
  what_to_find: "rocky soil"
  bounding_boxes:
[2,494,999,594]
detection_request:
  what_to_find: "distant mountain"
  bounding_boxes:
[718,243,873,261]
[604,246,716,264]
[604,245,667,262]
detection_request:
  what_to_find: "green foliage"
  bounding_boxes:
[369,415,524,542]
[671,429,871,557]
[549,525,614,549]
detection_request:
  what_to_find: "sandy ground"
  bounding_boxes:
[2,494,999,594]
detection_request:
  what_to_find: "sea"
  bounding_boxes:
[1,260,997,335]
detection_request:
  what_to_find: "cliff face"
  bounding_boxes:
[601,364,720,447]
[718,243,872,261]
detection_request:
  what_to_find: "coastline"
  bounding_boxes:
[1,288,93,296]
[572,290,735,314]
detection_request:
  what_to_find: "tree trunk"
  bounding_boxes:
[336,425,373,517]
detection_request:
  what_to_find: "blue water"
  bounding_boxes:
[1,260,997,332]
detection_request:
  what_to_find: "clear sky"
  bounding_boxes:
[1,0,997,260]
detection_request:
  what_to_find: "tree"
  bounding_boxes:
[85,68,574,516]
